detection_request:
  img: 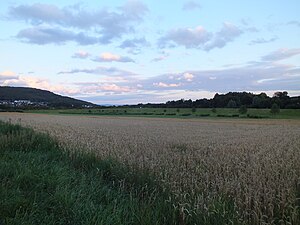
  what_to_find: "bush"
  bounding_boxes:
[217,114,239,118]
[180,113,192,116]
[143,113,154,115]
[247,114,269,119]
[270,103,280,115]
[239,105,247,114]
[196,114,210,117]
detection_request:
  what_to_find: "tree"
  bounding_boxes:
[273,91,290,108]
[239,105,247,114]
[252,96,262,108]
[270,103,280,115]
[273,91,288,98]
[227,100,237,108]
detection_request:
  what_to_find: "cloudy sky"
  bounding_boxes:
[1,0,300,104]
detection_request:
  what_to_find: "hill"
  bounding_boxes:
[0,86,95,108]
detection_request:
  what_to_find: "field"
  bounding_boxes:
[0,121,179,225]
[1,112,300,224]
[26,107,300,119]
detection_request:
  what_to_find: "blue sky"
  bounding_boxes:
[1,0,300,104]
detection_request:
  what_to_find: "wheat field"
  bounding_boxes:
[1,112,299,225]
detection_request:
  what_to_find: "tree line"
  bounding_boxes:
[128,91,300,109]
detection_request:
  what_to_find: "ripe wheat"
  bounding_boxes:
[1,113,299,225]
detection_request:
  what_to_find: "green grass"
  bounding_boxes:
[26,107,300,119]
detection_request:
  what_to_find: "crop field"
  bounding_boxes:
[1,112,300,224]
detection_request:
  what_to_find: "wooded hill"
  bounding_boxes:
[0,86,95,108]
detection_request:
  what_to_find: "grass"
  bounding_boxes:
[0,121,182,225]
[26,107,300,119]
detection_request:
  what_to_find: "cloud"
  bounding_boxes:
[9,1,148,44]
[9,3,66,24]
[262,48,300,61]
[0,74,79,95]
[203,22,243,51]
[78,82,134,94]
[249,37,277,45]
[3,52,300,104]
[182,1,201,11]
[119,37,149,48]
[99,76,130,83]
[92,52,134,63]
[119,37,150,54]
[72,51,90,59]
[120,0,149,20]
[151,54,168,62]
[153,82,181,88]
[0,70,134,98]
[99,84,132,92]
[0,71,18,79]
[183,72,194,81]
[71,51,134,62]
[17,26,98,45]
[57,66,136,77]
[159,22,242,50]
[139,57,300,94]
[159,26,212,48]
[287,21,300,27]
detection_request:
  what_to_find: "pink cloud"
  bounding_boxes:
[0,71,18,79]
[100,84,132,92]
[1,75,79,95]
[183,72,194,81]
[80,83,133,93]
[93,52,134,63]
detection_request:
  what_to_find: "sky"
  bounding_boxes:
[0,0,300,104]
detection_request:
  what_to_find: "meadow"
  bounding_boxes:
[1,113,300,225]
[26,107,300,119]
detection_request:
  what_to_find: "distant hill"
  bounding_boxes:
[0,86,95,108]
